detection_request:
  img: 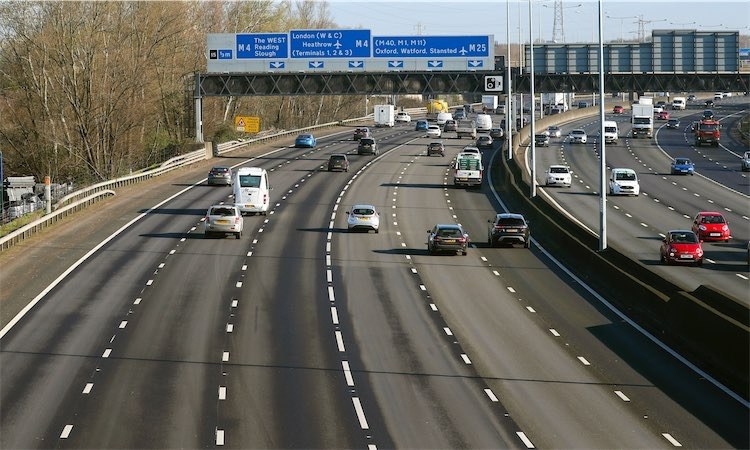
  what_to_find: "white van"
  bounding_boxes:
[603,120,619,144]
[475,113,492,132]
[608,168,640,196]
[233,167,270,215]
[436,112,453,126]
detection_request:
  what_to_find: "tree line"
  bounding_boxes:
[0,1,364,185]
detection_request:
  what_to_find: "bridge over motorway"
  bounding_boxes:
[196,69,750,97]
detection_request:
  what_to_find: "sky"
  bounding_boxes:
[326,0,749,44]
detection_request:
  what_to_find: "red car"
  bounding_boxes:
[660,230,704,266]
[612,105,624,114]
[691,211,731,242]
[657,110,670,120]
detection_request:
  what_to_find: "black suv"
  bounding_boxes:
[357,137,378,155]
[487,213,530,248]
[427,141,445,157]
[443,120,457,132]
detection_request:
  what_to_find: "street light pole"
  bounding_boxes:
[506,0,513,160]
[529,0,537,198]
[597,0,607,251]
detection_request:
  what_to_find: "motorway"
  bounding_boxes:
[533,98,750,303]
[0,118,748,448]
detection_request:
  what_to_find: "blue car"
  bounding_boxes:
[415,120,429,131]
[670,157,695,175]
[295,133,316,148]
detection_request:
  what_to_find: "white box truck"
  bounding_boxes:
[631,100,653,139]
[481,95,498,113]
[374,104,395,127]
[671,97,686,110]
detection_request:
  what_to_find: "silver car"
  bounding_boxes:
[346,204,380,233]
[204,204,244,239]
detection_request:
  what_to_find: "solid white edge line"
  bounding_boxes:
[0,181,202,340]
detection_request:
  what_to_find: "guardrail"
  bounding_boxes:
[0,107,432,251]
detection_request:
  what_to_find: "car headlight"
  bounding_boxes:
[722,225,728,231]
[698,225,707,231]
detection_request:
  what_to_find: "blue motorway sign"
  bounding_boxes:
[373,36,490,58]
[290,29,371,58]
[236,33,288,59]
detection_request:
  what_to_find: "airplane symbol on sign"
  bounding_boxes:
[334,40,342,49]
[459,47,468,55]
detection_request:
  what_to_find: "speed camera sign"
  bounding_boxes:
[484,76,503,92]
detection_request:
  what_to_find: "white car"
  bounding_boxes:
[547,125,562,138]
[608,168,640,196]
[204,204,244,239]
[395,112,411,123]
[544,165,572,187]
[568,129,587,144]
[426,124,442,137]
[346,204,380,233]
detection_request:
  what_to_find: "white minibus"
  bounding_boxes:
[233,167,270,215]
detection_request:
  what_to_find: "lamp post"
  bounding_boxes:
[529,0,537,198]
[506,0,513,160]
[605,14,638,43]
[597,0,607,251]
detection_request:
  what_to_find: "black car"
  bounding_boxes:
[327,154,349,172]
[357,137,378,155]
[489,128,504,139]
[704,99,714,107]
[427,224,469,256]
[443,120,457,132]
[702,110,714,120]
[427,141,445,157]
[487,213,530,248]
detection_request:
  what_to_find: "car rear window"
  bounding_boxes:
[211,207,236,216]
[330,155,346,161]
[438,228,462,237]
[496,218,525,226]
[353,208,374,215]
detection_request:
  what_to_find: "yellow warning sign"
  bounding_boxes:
[234,116,260,133]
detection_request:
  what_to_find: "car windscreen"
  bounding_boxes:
[614,172,636,181]
[550,167,568,174]
[671,233,698,243]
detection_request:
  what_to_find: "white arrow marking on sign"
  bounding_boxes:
[428,61,443,67]
[270,62,285,68]
[349,61,363,68]
[469,60,483,67]
[389,61,404,67]
[309,61,324,68]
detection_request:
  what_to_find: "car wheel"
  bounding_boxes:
[462,250,468,256]
[695,259,703,267]
[205,231,212,239]
[375,229,379,234]
[524,241,530,248]
[236,232,241,239]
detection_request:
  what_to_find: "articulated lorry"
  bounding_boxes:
[631,99,654,138]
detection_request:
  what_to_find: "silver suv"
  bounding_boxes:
[742,151,750,172]
[357,137,378,155]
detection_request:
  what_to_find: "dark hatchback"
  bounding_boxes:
[327,154,349,172]
[427,224,469,256]
[487,213,530,248]
[427,141,445,157]
[357,137,378,155]
[443,120,457,132]
[207,166,232,185]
